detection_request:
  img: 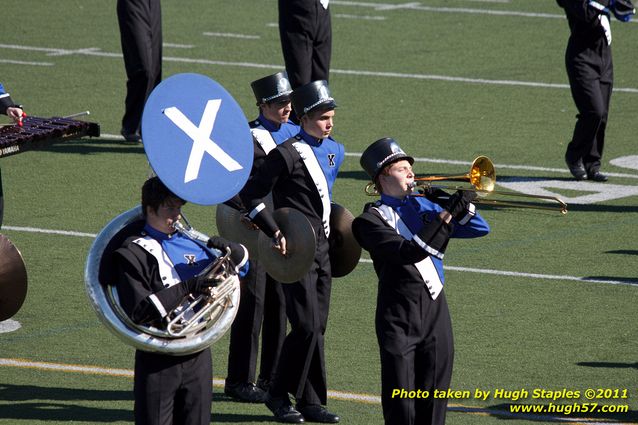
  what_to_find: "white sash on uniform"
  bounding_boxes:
[133,236,181,318]
[251,127,278,155]
[373,204,443,300]
[292,141,331,237]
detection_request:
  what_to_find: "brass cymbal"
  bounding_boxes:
[258,208,316,283]
[329,203,362,278]
[216,203,261,260]
[0,234,28,321]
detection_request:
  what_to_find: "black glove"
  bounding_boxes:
[422,187,450,207]
[612,0,635,21]
[185,264,219,294]
[207,236,247,268]
[445,190,477,219]
[416,214,451,256]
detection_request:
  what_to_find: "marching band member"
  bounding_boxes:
[114,176,248,425]
[0,82,25,229]
[558,0,635,181]
[224,71,299,403]
[116,0,162,143]
[278,0,332,124]
[352,138,490,425]
[240,80,344,423]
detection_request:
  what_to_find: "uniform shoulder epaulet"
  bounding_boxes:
[362,201,380,213]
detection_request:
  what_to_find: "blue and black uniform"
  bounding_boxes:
[240,127,344,407]
[353,193,489,425]
[225,114,299,391]
[115,224,247,425]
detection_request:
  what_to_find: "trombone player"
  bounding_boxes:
[113,176,248,425]
[352,138,490,425]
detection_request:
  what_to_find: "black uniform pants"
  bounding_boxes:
[278,0,332,89]
[134,349,212,425]
[117,0,162,135]
[226,259,286,384]
[565,38,613,174]
[269,235,331,406]
[377,290,454,425]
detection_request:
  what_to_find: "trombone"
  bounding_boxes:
[364,156,568,214]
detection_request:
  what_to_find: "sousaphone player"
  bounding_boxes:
[113,176,248,425]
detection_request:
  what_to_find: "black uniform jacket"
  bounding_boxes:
[115,236,191,327]
[352,205,440,298]
[240,138,327,238]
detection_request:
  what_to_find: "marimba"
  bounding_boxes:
[0,116,100,158]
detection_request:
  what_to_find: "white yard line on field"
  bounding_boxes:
[202,32,261,39]
[1,43,638,94]
[343,152,638,180]
[3,224,637,287]
[0,358,630,424]
[0,59,53,66]
[96,135,638,181]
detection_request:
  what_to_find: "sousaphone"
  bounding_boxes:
[84,74,254,354]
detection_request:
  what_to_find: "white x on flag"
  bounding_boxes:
[163,99,243,183]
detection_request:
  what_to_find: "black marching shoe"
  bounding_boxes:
[587,170,608,182]
[565,158,587,181]
[120,128,142,143]
[296,405,340,423]
[256,376,271,393]
[265,394,305,423]
[224,381,267,403]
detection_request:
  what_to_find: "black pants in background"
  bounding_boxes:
[117,0,162,135]
[278,0,332,89]
[565,38,613,174]
[226,260,286,385]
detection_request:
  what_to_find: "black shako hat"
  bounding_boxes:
[291,80,337,118]
[360,137,415,180]
[251,71,293,105]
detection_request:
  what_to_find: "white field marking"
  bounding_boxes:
[163,43,194,49]
[1,43,638,93]
[497,178,638,205]
[332,0,566,19]
[610,155,638,171]
[46,47,102,57]
[266,22,279,27]
[334,13,386,20]
[0,59,53,66]
[33,133,638,182]
[0,320,21,333]
[2,358,631,424]
[343,152,638,180]
[2,225,97,238]
[465,0,511,3]
[202,32,260,39]
[3,223,637,287]
[358,259,638,287]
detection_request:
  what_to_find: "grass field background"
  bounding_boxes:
[1,1,637,424]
